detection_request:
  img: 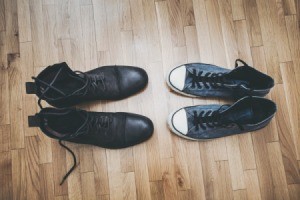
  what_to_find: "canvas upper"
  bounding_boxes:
[167,59,274,99]
[168,96,277,140]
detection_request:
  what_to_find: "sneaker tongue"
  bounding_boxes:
[222,107,254,124]
[224,65,251,87]
[225,79,249,87]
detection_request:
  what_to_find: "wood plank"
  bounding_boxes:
[12,149,27,199]
[4,0,19,54]
[51,140,68,196]
[282,0,297,15]
[29,0,46,67]
[251,131,275,199]
[42,5,59,64]
[155,1,174,158]
[133,144,152,200]
[225,135,246,190]
[218,0,238,66]
[205,0,227,65]
[56,0,71,39]
[238,134,256,170]
[230,0,245,20]
[267,142,290,200]
[0,36,10,125]
[0,151,11,175]
[271,85,300,184]
[268,0,292,62]
[17,0,32,42]
[40,163,55,200]
[161,158,178,200]
[80,5,98,68]
[106,149,124,200]
[142,0,162,62]
[192,0,213,62]
[150,181,165,200]
[288,184,300,200]
[199,141,218,200]
[180,0,195,26]
[0,173,12,200]
[20,42,39,137]
[81,172,97,200]
[9,53,24,149]
[214,161,233,200]
[122,172,137,200]
[233,189,247,200]
[25,136,41,200]
[141,63,162,182]
[79,146,94,173]
[93,148,110,196]
[280,62,300,160]
[0,125,10,152]
[256,0,282,83]
[167,0,185,47]
[244,170,262,200]
[244,0,263,47]
[67,147,82,200]
[119,0,132,31]
[234,20,253,65]
[0,0,5,31]
[93,0,109,51]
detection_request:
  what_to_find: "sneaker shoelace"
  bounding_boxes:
[40,110,112,185]
[32,68,105,109]
[190,70,227,89]
[189,59,250,89]
[192,105,244,131]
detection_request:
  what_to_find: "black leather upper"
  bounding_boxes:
[32,108,154,149]
[28,63,148,108]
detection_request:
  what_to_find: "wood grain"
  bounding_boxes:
[1,0,299,199]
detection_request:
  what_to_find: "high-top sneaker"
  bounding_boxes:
[168,96,276,140]
[167,59,274,99]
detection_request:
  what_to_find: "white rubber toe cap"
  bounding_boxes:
[171,109,188,135]
[169,65,186,91]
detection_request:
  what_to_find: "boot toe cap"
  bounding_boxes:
[117,66,148,97]
[124,113,154,146]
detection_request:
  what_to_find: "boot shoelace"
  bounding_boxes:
[44,112,112,185]
[32,68,105,109]
[189,59,250,89]
[88,73,106,94]
[192,105,244,131]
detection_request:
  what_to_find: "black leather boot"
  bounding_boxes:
[28,107,154,184]
[26,62,148,108]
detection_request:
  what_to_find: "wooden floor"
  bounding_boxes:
[0,0,300,199]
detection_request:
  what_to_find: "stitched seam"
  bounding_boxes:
[114,66,122,97]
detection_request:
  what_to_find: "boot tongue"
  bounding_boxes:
[38,62,86,97]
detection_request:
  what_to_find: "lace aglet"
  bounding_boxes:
[60,177,67,186]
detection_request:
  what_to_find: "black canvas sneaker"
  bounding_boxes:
[26,62,148,108]
[167,59,274,99]
[168,96,276,140]
[28,107,154,184]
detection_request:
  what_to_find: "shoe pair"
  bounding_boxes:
[167,59,277,140]
[26,63,154,184]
